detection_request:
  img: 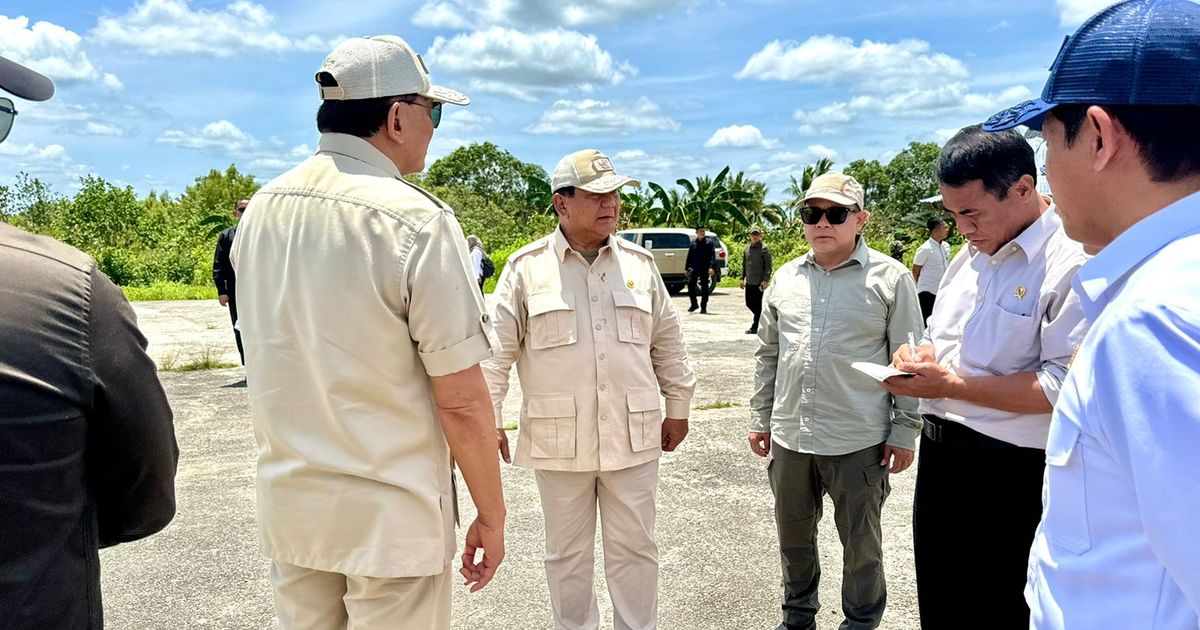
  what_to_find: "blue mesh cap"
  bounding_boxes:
[983,0,1200,132]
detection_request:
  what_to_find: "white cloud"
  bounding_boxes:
[425,27,636,101]
[18,99,140,137]
[848,83,1034,118]
[768,145,840,164]
[0,141,91,183]
[989,20,1014,31]
[155,119,310,177]
[412,0,700,29]
[794,102,856,136]
[703,124,779,149]
[439,109,493,134]
[90,0,337,57]
[609,149,709,183]
[736,35,968,95]
[0,15,121,89]
[525,98,679,135]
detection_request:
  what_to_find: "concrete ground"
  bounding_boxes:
[103,291,921,629]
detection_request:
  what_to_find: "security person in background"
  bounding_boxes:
[685,225,717,313]
[0,53,178,630]
[485,149,695,630]
[213,198,248,365]
[911,217,950,324]
[882,125,1089,629]
[740,226,772,334]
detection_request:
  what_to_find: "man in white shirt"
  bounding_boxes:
[983,0,1200,627]
[911,217,950,324]
[881,125,1089,629]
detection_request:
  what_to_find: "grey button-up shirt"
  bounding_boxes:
[750,238,924,454]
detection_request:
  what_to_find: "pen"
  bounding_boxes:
[908,332,918,362]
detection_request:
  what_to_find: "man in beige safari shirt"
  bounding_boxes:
[231,35,505,630]
[484,150,695,630]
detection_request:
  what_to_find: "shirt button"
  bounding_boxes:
[824,272,831,277]
[805,388,812,393]
[804,417,811,422]
[599,353,606,360]
[813,327,821,332]
[976,294,984,302]
[599,384,607,391]
[601,414,608,421]
[990,260,998,266]
[592,296,598,302]
[595,324,602,330]
[819,298,826,303]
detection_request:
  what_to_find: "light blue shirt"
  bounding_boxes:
[1027,192,1200,629]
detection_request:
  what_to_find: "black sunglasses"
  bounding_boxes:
[0,97,17,144]
[396,98,442,129]
[799,205,858,225]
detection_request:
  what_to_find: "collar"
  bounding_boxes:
[550,225,616,263]
[1074,190,1200,318]
[801,235,869,270]
[317,133,403,180]
[969,203,1060,264]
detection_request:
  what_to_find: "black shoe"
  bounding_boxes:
[775,622,815,630]
[745,328,757,335]
[688,305,698,312]
[700,308,708,314]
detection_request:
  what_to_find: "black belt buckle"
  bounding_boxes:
[922,415,943,442]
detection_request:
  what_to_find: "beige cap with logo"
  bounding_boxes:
[802,172,865,210]
[315,35,469,105]
[551,149,640,194]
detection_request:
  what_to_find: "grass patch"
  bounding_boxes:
[694,400,739,410]
[123,282,217,301]
[501,422,518,431]
[159,345,238,372]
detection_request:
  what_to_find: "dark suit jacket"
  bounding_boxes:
[212,225,237,298]
[686,237,717,271]
[0,223,178,629]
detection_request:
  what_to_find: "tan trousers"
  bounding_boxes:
[535,459,659,630]
[270,562,451,630]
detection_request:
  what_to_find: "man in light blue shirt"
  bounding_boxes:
[984,0,1200,626]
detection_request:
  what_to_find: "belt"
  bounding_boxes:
[921,414,1041,451]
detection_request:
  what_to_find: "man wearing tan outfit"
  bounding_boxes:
[484,150,695,630]
[231,35,505,630]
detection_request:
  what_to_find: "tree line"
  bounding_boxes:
[0,140,948,295]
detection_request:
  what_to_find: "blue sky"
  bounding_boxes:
[0,0,1120,201]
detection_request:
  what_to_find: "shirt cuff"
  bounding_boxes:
[419,330,493,377]
[886,423,920,451]
[749,411,771,433]
[493,403,504,429]
[665,398,691,419]
[1036,364,1068,406]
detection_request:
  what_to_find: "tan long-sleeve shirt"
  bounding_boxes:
[484,227,695,472]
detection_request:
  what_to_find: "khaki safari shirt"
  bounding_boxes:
[230,133,494,578]
[484,227,695,472]
[750,238,923,455]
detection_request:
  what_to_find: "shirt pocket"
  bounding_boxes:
[1042,418,1092,554]
[626,386,663,452]
[961,301,1042,374]
[527,292,577,350]
[613,289,653,345]
[524,395,577,459]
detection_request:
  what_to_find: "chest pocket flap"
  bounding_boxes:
[1042,418,1092,555]
[527,292,576,350]
[613,289,653,345]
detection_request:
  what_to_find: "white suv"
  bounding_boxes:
[616,228,728,295]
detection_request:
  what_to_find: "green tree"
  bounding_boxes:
[187,165,260,237]
[422,142,549,217]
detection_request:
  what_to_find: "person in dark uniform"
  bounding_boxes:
[213,198,248,364]
[0,53,179,630]
[686,225,717,313]
[740,226,772,334]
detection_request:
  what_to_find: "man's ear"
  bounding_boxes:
[856,209,870,231]
[1088,105,1124,173]
[552,193,567,217]
[386,102,404,143]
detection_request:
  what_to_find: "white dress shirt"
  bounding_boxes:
[912,237,951,294]
[1027,192,1200,629]
[921,206,1089,448]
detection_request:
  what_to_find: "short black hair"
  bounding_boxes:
[938,125,1036,200]
[315,72,409,137]
[553,186,576,197]
[1049,104,1200,183]
[927,217,946,232]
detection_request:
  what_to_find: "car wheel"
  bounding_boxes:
[666,282,685,295]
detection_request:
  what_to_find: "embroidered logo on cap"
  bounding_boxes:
[592,157,614,173]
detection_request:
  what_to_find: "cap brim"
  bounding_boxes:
[802,191,858,207]
[0,55,54,102]
[578,174,640,193]
[982,98,1055,132]
[425,84,469,106]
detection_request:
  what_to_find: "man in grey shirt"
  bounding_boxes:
[749,172,923,630]
[740,226,773,334]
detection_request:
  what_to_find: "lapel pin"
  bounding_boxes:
[1014,286,1027,299]
[627,280,635,289]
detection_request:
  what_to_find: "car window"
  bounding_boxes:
[618,232,637,243]
[643,233,691,249]
[705,235,723,249]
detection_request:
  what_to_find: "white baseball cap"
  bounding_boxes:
[551,149,640,194]
[315,35,469,106]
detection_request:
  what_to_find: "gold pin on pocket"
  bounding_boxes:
[627,280,635,288]
[1014,285,1027,299]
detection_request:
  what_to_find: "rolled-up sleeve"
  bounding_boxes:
[649,270,695,419]
[749,278,780,433]
[407,212,494,377]
[885,272,924,449]
[1036,259,1089,404]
